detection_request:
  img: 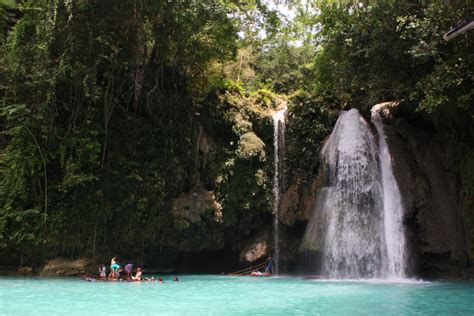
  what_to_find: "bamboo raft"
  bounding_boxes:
[227,261,272,277]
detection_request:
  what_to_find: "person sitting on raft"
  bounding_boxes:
[124,263,133,280]
[250,271,264,276]
[109,257,120,280]
[132,267,142,281]
[98,264,106,280]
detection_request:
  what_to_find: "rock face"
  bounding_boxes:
[380,109,469,277]
[171,190,223,225]
[240,229,271,263]
[40,258,95,277]
[280,169,326,229]
[169,189,225,252]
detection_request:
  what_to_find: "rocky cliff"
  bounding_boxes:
[381,107,469,277]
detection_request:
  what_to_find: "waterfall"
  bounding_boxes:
[272,106,287,275]
[372,105,407,278]
[301,108,407,279]
[320,109,385,278]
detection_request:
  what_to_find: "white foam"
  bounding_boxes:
[310,278,431,285]
[372,105,408,278]
[301,108,408,279]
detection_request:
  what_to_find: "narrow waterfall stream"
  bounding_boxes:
[301,108,407,279]
[371,105,407,278]
[272,106,287,275]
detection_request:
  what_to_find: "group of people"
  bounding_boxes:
[96,257,179,283]
[101,257,142,281]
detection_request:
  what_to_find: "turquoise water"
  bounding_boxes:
[1,276,473,315]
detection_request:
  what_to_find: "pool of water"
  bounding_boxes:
[1,275,473,315]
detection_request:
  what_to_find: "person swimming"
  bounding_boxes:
[84,277,97,282]
[173,276,179,282]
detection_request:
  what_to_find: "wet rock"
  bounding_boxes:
[300,169,326,222]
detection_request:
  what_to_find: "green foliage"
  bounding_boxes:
[0,0,16,41]
[396,3,473,113]
[0,103,47,248]
[252,44,317,94]
[311,1,473,113]
[237,132,266,160]
[202,89,276,241]
[0,0,277,265]
[286,90,339,179]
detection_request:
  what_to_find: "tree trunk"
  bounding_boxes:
[19,246,24,267]
[140,234,145,266]
[189,117,202,192]
[92,219,97,257]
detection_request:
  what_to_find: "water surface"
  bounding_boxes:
[1,276,473,315]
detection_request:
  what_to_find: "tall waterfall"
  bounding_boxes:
[272,106,287,275]
[302,108,407,279]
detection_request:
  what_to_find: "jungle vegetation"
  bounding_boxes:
[0,0,472,268]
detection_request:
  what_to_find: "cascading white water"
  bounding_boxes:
[320,109,385,278]
[371,104,407,278]
[302,108,407,279]
[272,106,287,275]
